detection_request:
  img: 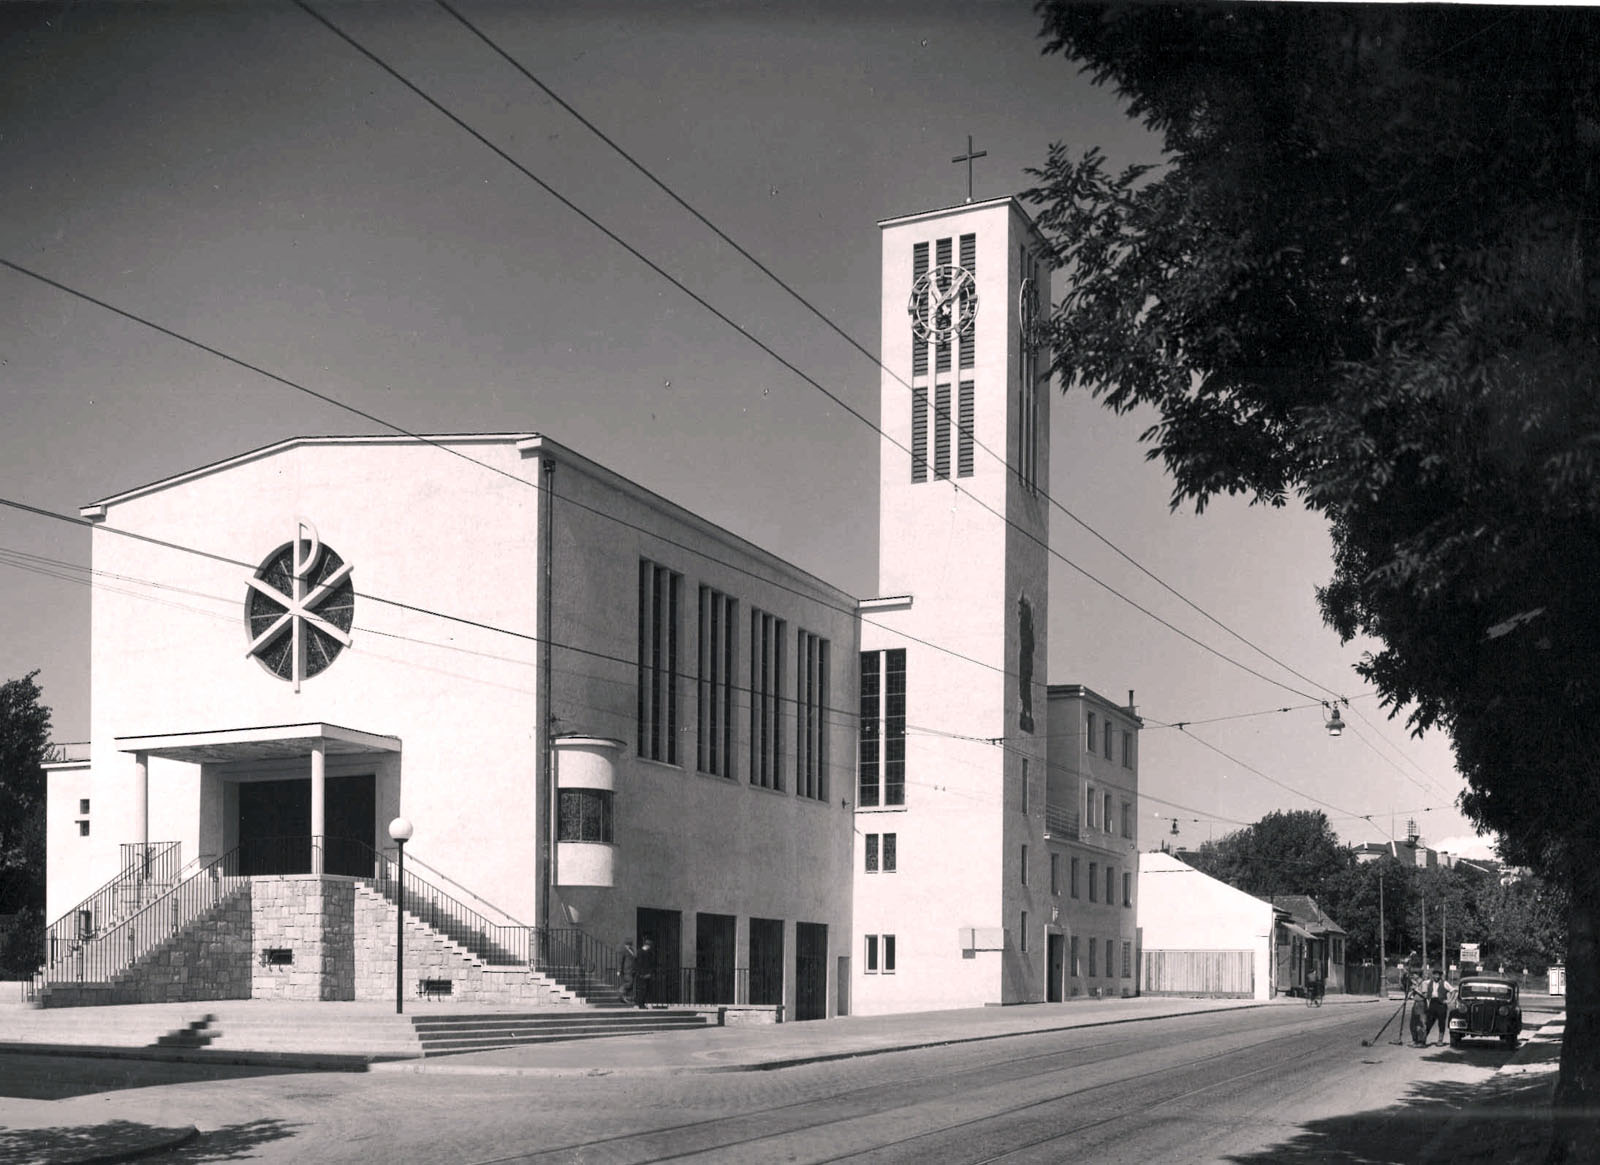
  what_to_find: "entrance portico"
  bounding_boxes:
[116,723,401,874]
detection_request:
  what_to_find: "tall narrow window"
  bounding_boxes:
[1122,730,1133,768]
[637,560,680,764]
[882,832,897,872]
[911,385,929,483]
[750,609,787,790]
[884,934,897,973]
[935,237,952,373]
[884,649,906,805]
[1104,792,1114,833]
[911,241,929,377]
[1020,843,1029,886]
[1123,941,1133,978]
[858,648,906,807]
[957,381,974,477]
[866,833,880,872]
[865,934,879,973]
[697,586,737,778]
[796,629,830,801]
[1071,935,1080,977]
[934,382,951,479]
[1089,862,1098,902]
[1104,721,1114,759]
[1020,758,1029,814]
[1050,852,1060,895]
[1086,785,1096,830]
[1086,712,1096,752]
[1071,856,1080,898]
[1121,801,1133,839]
[1123,871,1133,907]
[858,651,880,806]
[1106,864,1115,904]
[958,233,976,371]
[1089,937,1098,976]
[1020,910,1028,953]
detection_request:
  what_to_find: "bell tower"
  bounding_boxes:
[853,196,1054,1013]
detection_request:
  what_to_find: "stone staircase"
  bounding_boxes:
[408,1009,710,1056]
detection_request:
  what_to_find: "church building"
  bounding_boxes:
[43,195,1139,1016]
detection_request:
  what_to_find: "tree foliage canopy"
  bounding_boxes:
[1026,1,1600,873]
[0,670,51,975]
[1026,4,1600,1115]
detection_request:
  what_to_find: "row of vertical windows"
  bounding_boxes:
[637,561,831,796]
[865,832,897,872]
[638,561,681,764]
[1084,712,1136,767]
[911,382,975,482]
[697,586,737,778]
[1019,243,1041,493]
[1067,937,1132,979]
[864,933,896,973]
[1064,857,1133,907]
[1085,783,1133,840]
[909,234,977,484]
[857,649,906,807]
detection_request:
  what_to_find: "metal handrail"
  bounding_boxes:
[43,841,182,969]
[38,840,261,986]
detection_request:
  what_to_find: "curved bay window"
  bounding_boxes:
[557,788,613,843]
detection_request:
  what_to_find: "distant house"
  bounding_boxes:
[1271,894,1348,993]
[1138,852,1276,1001]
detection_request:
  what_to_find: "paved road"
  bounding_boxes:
[0,1002,1529,1164]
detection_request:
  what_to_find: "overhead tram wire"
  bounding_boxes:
[278,0,1325,706]
[431,0,1350,707]
[0,535,1455,835]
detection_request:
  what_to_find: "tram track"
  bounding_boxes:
[463,1006,1357,1165]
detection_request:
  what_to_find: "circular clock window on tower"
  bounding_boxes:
[908,264,978,342]
[244,521,354,690]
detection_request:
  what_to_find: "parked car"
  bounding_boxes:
[1447,974,1522,1048]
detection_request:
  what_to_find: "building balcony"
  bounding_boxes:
[1044,805,1079,841]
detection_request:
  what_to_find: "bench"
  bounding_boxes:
[417,978,454,1000]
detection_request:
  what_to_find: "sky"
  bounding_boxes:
[0,0,1488,860]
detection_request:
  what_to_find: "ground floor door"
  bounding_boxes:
[795,921,827,1021]
[236,774,374,876]
[695,912,736,1005]
[1047,934,1065,1002]
[636,907,682,1005]
[749,917,783,1006]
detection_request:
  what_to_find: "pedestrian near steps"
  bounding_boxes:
[635,936,656,1009]
[618,938,639,1006]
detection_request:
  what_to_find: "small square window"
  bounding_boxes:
[79,799,90,815]
[78,820,90,837]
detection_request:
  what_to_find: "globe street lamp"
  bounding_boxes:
[388,817,413,1015]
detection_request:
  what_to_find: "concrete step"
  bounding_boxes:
[409,1008,709,1055]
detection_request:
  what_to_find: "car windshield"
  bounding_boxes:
[1458,982,1514,999]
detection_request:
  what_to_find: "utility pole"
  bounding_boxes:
[1421,886,1428,972]
[1442,902,1448,977]
[1378,869,1388,999]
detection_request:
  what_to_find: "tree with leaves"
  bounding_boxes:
[1027,4,1600,1137]
[1182,809,1352,899]
[0,671,50,977]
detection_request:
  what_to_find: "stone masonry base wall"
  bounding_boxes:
[252,876,357,1001]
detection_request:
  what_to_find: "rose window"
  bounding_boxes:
[245,521,354,690]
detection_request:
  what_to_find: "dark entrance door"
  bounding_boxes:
[1048,933,1065,1002]
[695,913,736,1005]
[749,917,784,1006]
[636,907,682,1005]
[324,774,375,876]
[795,921,828,1021]
[236,774,374,876]
[238,778,311,874]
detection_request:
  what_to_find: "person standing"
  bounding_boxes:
[1420,967,1452,1046]
[635,936,656,1009]
[618,938,638,1006]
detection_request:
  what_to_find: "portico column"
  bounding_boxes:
[133,751,149,851]
[310,740,326,874]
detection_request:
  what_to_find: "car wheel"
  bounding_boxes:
[1450,1033,1463,1048]
[1502,1035,1517,1048]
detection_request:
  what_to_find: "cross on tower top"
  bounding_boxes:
[951,135,987,203]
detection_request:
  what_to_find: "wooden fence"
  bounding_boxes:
[1143,950,1254,997]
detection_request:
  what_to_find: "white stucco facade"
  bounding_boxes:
[47,433,855,1018]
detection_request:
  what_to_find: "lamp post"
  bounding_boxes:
[388,817,413,1015]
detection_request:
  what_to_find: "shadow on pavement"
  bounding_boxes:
[156,1117,302,1162]
[0,1054,315,1101]
[1223,1073,1551,1165]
